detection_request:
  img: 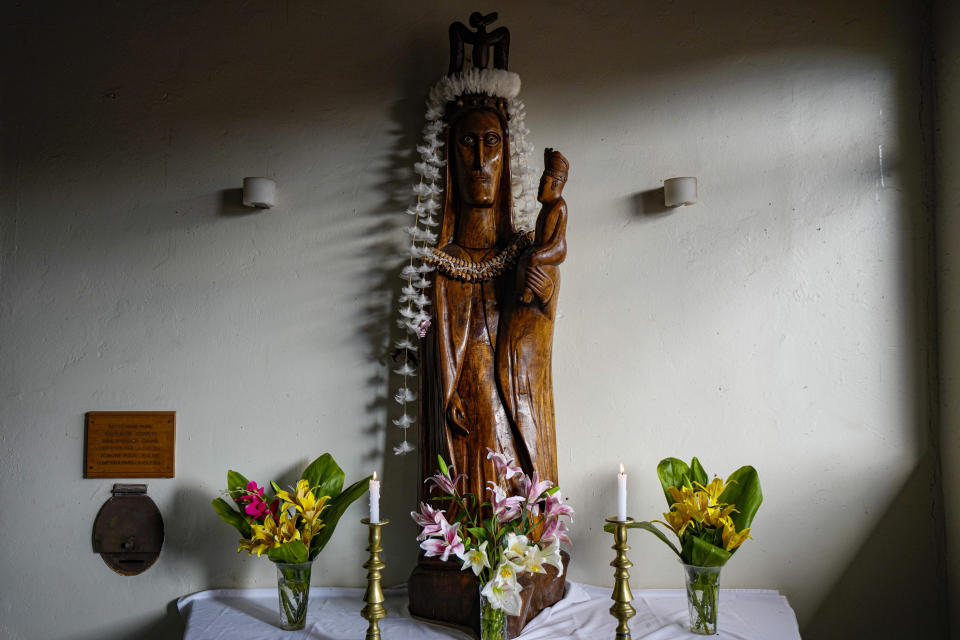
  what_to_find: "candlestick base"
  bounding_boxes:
[605,516,636,639]
[361,518,390,640]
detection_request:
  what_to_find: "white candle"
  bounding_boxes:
[369,472,381,523]
[617,464,627,521]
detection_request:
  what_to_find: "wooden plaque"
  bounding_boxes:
[85,412,175,478]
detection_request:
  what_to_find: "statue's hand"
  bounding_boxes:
[446,392,469,435]
[525,265,554,304]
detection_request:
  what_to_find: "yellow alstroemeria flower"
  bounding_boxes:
[238,514,282,556]
[237,509,304,556]
[276,480,331,522]
[237,537,272,556]
[674,494,708,524]
[703,502,737,529]
[694,477,729,505]
[657,509,693,537]
[667,485,697,505]
[251,513,282,545]
[277,509,302,543]
[274,479,312,511]
[720,517,752,551]
[275,479,330,547]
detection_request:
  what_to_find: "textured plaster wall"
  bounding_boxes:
[0,1,944,639]
[936,0,960,637]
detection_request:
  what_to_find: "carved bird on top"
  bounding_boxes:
[449,11,510,74]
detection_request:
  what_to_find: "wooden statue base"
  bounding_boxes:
[408,551,570,638]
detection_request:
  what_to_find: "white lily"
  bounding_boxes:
[538,538,564,577]
[521,545,546,574]
[481,578,524,616]
[492,559,519,588]
[503,532,530,562]
[458,541,490,576]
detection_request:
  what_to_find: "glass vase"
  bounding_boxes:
[275,561,312,630]
[681,563,722,635]
[479,586,507,640]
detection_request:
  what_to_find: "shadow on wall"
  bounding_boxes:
[217,188,263,217]
[355,35,447,585]
[802,450,946,639]
[628,187,674,218]
[110,600,183,640]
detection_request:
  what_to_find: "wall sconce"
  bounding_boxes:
[242,177,276,209]
[663,177,697,208]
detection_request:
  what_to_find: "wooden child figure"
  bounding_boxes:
[521,148,569,305]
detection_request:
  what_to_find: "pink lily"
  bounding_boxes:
[425,468,465,496]
[520,472,553,516]
[543,491,575,520]
[541,516,572,546]
[486,448,523,481]
[419,517,464,562]
[411,502,445,540]
[487,481,525,523]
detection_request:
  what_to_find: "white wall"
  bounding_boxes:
[0,2,945,639]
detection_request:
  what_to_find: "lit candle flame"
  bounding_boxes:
[619,463,624,475]
[372,471,378,482]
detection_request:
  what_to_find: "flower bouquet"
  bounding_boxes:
[212,453,370,630]
[606,457,762,635]
[412,450,574,640]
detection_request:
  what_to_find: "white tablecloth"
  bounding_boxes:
[177,582,801,639]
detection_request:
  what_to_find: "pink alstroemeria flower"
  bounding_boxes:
[425,468,465,496]
[486,448,523,481]
[419,517,464,562]
[236,481,278,520]
[544,490,575,520]
[520,472,553,516]
[541,516,572,546]
[487,481,524,523]
[235,480,263,504]
[411,502,444,540]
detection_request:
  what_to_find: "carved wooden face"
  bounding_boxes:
[538,175,565,204]
[452,110,504,207]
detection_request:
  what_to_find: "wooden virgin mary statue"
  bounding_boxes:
[420,96,556,504]
[408,13,568,636]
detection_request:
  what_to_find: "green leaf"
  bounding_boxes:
[682,535,731,567]
[271,480,283,494]
[212,497,251,538]
[467,527,487,543]
[309,475,371,558]
[690,457,708,488]
[437,455,449,476]
[301,453,346,502]
[268,539,309,563]
[656,458,690,506]
[603,520,682,559]
[719,465,763,533]
[227,470,250,508]
[545,486,560,496]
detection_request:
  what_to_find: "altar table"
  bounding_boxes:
[177,582,801,639]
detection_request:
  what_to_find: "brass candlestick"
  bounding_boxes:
[361,518,389,640]
[606,516,636,639]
